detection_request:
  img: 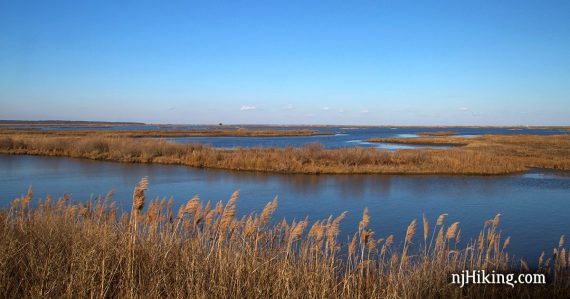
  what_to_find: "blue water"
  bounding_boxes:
[6,125,568,149]
[153,126,568,149]
[1,154,569,263]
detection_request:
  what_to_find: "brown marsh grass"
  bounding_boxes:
[1,133,570,174]
[1,179,569,298]
[416,131,458,137]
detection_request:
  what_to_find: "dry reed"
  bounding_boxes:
[416,131,458,137]
[1,182,568,298]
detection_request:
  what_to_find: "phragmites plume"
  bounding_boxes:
[436,213,448,226]
[381,235,394,256]
[405,219,416,244]
[503,236,511,250]
[10,198,20,211]
[131,177,148,220]
[492,214,501,227]
[359,208,369,232]
[488,234,496,250]
[20,185,33,210]
[326,211,347,241]
[308,220,324,242]
[219,191,238,230]
[290,219,308,241]
[178,195,199,218]
[204,209,216,227]
[435,228,444,247]
[445,222,460,240]
[105,190,114,201]
[559,235,565,248]
[259,196,278,226]
[228,190,239,207]
[192,203,203,228]
[243,215,255,237]
[215,201,223,214]
[176,205,185,220]
[307,220,320,238]
[478,232,485,251]
[360,229,374,249]
[385,235,394,247]
[367,234,376,252]
[278,218,290,234]
[348,233,358,256]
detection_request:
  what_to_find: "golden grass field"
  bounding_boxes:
[1,179,568,298]
[0,130,569,174]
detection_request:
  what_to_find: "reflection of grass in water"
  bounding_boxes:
[417,131,458,137]
[523,169,570,179]
[2,180,568,298]
[368,136,469,146]
[0,132,570,175]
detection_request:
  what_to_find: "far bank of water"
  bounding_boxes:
[1,154,569,262]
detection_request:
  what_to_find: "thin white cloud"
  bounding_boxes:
[322,106,330,111]
[240,106,257,111]
[283,104,294,110]
[361,109,369,113]
[458,107,479,116]
[304,113,314,117]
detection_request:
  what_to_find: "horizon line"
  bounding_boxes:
[0,119,569,128]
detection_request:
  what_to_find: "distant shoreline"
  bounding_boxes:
[0,120,144,126]
[0,128,333,138]
[1,120,568,130]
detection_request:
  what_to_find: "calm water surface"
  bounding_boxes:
[154,126,569,149]
[1,155,569,262]
[9,125,569,149]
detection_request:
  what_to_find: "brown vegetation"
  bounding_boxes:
[416,131,458,137]
[0,128,333,138]
[1,181,568,298]
[2,132,570,174]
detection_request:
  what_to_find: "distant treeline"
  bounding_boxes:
[0,120,144,126]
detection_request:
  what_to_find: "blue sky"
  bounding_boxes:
[1,0,569,125]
